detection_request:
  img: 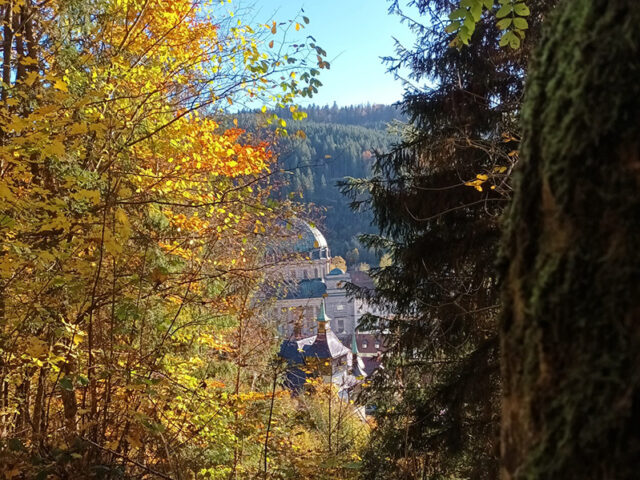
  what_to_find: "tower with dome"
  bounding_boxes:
[269,219,385,385]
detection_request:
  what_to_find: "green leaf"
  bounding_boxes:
[483,0,494,7]
[509,33,521,49]
[513,17,528,29]
[499,31,512,47]
[513,3,530,15]
[445,21,461,33]
[60,376,74,391]
[459,26,471,45]
[497,17,512,29]
[470,3,483,21]
[463,15,476,34]
[449,8,467,20]
[496,4,511,18]
[0,214,15,229]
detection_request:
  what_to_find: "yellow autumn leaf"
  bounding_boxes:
[54,79,68,92]
[126,434,143,449]
[24,71,38,87]
[72,189,100,205]
[46,140,65,157]
[69,122,88,135]
[25,336,49,358]
[0,182,15,201]
[72,332,85,345]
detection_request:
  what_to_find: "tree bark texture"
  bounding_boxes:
[500,1,640,479]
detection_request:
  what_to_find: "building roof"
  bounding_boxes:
[349,271,375,290]
[328,267,345,276]
[282,278,327,299]
[306,302,350,359]
[287,219,328,253]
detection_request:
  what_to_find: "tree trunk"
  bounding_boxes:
[500,1,640,479]
[1,0,13,102]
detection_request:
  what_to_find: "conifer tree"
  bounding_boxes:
[341,1,554,478]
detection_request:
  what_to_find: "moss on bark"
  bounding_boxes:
[500,0,640,478]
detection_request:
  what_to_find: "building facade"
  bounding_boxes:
[269,220,384,378]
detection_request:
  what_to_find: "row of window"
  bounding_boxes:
[289,267,321,279]
[361,340,381,350]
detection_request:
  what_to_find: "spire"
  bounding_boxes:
[316,299,330,324]
[351,333,359,355]
[350,332,366,378]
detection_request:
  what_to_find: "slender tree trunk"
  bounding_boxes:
[2,0,13,102]
[12,7,25,82]
[14,375,31,434]
[61,360,78,441]
[263,368,278,479]
[31,366,47,445]
[500,1,640,478]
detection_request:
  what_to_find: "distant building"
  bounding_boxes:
[267,219,384,386]
[279,301,367,397]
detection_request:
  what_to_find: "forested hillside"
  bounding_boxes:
[273,105,403,266]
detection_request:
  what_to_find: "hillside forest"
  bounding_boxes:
[2,0,640,479]
[240,104,402,267]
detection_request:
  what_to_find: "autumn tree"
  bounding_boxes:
[500,0,640,478]
[0,0,329,477]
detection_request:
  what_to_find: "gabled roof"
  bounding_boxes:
[305,328,351,360]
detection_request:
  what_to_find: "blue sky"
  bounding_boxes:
[250,0,416,107]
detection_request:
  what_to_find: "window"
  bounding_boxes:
[337,319,344,333]
[336,304,344,311]
[362,340,368,349]
[314,268,318,278]
[375,341,380,349]
[303,270,309,279]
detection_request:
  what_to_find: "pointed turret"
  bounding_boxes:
[305,299,350,378]
[317,300,330,322]
[315,299,331,335]
[351,333,359,355]
[350,332,366,378]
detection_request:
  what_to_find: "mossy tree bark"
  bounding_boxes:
[500,1,640,478]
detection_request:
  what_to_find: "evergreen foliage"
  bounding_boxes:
[244,104,402,265]
[340,1,555,478]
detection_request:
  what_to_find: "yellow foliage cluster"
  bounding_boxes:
[0,0,343,478]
